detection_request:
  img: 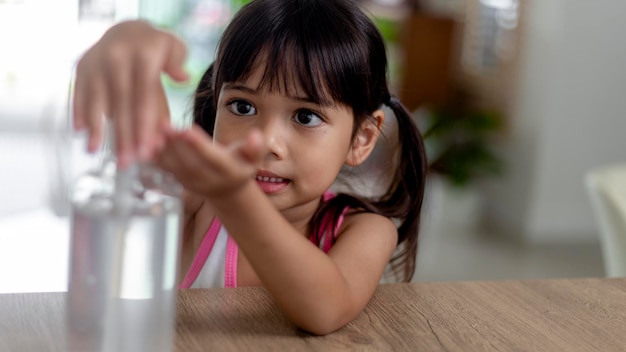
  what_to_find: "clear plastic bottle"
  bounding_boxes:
[66,129,183,352]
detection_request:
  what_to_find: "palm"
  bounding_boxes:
[156,124,267,199]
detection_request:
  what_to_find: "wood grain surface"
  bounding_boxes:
[1,278,625,351]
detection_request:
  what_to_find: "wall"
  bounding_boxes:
[484,0,626,244]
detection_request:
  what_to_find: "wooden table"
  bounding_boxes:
[1,278,625,351]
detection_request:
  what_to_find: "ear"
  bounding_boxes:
[345,109,385,167]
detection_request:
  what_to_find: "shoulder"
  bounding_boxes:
[336,211,398,247]
[324,211,397,285]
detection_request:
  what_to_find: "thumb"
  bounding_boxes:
[163,35,189,83]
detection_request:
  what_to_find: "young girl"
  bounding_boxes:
[73,0,426,335]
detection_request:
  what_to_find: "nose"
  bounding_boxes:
[260,117,287,160]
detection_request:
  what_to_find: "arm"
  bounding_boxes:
[212,181,397,335]
[155,126,397,334]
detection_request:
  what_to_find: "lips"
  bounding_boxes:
[254,171,290,193]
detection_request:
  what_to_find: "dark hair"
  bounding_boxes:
[193,0,426,282]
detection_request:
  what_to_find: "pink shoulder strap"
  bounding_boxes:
[224,236,238,288]
[179,217,239,289]
[313,191,350,253]
[179,217,222,289]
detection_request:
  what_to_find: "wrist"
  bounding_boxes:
[207,179,260,212]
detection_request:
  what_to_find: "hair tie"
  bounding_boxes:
[386,94,398,107]
[384,94,393,106]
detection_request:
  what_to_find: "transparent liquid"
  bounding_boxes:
[66,165,182,352]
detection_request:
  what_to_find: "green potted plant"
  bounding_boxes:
[419,87,504,187]
[415,87,504,233]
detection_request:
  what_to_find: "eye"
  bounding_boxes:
[227,100,256,116]
[294,110,324,127]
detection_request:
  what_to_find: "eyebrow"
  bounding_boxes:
[223,83,318,104]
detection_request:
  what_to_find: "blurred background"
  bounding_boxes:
[1,0,623,293]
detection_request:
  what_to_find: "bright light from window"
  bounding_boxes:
[480,0,517,10]
[0,0,79,129]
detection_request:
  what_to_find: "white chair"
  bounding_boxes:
[585,164,626,277]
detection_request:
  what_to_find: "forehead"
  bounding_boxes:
[246,60,304,96]
[225,50,335,106]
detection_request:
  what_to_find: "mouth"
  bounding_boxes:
[254,172,290,194]
[255,175,286,183]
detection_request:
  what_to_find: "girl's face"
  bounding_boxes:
[213,64,356,219]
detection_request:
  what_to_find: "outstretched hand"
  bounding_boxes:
[155,123,268,200]
[72,20,189,167]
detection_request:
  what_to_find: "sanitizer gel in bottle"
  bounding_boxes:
[66,128,183,352]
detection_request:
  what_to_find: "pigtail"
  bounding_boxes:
[311,96,426,282]
[382,96,427,281]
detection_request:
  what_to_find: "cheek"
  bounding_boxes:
[294,139,348,180]
[212,114,244,145]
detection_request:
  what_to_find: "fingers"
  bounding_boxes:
[164,35,189,83]
[107,48,134,168]
[74,60,107,153]
[72,66,87,131]
[134,58,161,161]
[157,134,206,185]
[134,32,187,161]
[183,125,267,166]
[71,20,190,165]
[176,126,231,174]
[156,127,224,195]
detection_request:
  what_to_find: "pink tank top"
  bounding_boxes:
[179,191,348,289]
